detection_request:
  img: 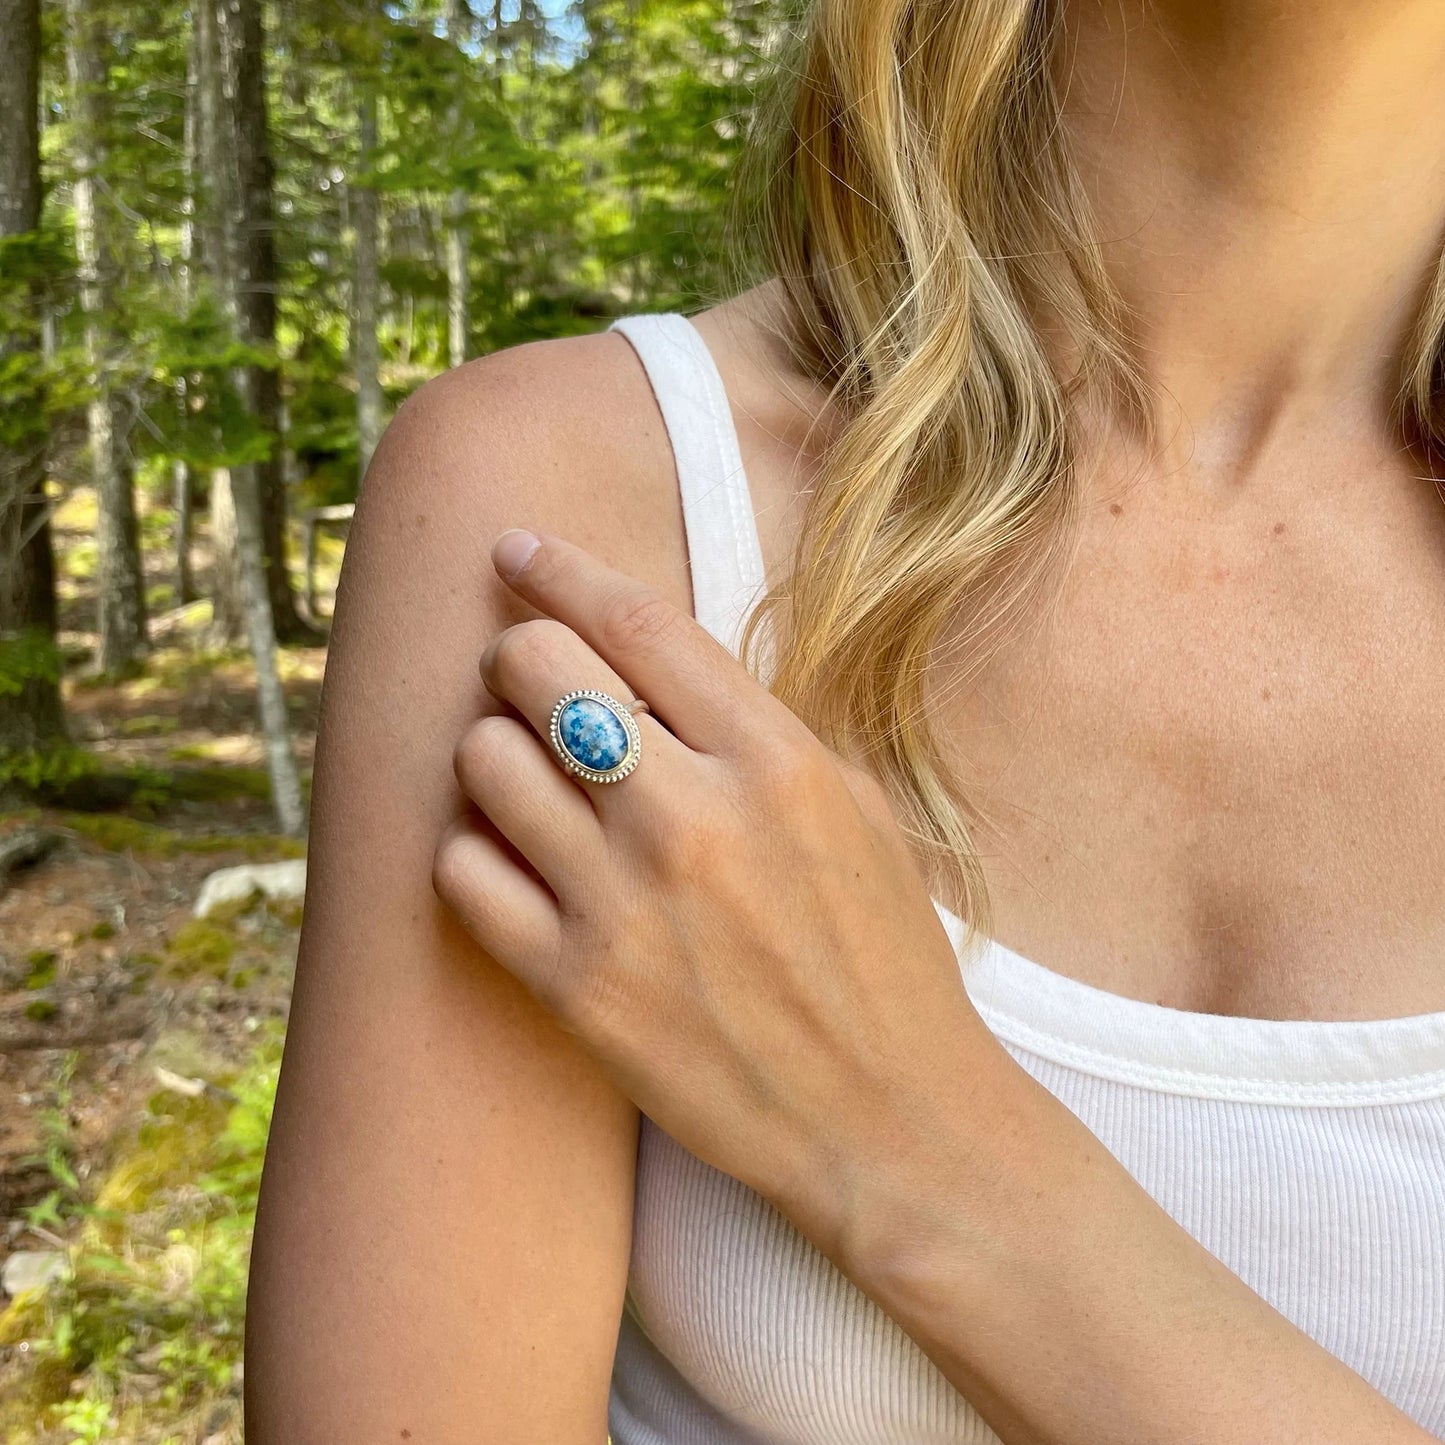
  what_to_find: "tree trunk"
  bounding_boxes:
[209,461,244,640]
[200,0,305,833]
[354,88,383,484]
[444,195,468,370]
[195,0,229,288]
[444,0,471,370]
[196,0,245,642]
[229,0,312,641]
[64,0,147,673]
[175,21,198,605]
[227,399,306,836]
[0,0,66,777]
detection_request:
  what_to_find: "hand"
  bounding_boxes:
[432,529,1005,1248]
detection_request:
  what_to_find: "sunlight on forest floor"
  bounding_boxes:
[0,489,341,1444]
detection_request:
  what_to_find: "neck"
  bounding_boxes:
[1059,0,1445,458]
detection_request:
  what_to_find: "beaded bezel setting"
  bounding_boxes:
[548,688,644,784]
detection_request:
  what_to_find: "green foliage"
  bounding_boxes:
[1,1032,284,1438]
[115,714,181,739]
[12,0,776,549]
[26,951,59,989]
[1,10,776,1433]
[0,224,88,452]
[54,809,306,861]
[164,919,236,979]
[0,632,63,696]
[0,745,99,795]
[1,801,302,858]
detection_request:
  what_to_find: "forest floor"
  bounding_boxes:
[0,488,340,1445]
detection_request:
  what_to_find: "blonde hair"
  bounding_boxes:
[733,0,1445,935]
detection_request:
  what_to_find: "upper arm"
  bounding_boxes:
[245,333,686,1443]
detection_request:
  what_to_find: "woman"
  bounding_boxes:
[245,0,1445,1440]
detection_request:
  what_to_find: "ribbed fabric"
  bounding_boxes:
[606,313,1445,1443]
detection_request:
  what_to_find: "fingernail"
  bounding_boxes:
[493,529,541,579]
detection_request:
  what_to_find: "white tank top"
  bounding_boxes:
[605,312,1445,1443]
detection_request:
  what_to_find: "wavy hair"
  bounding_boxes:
[731,0,1445,935]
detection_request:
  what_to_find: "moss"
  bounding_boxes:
[24,998,57,1023]
[58,812,305,862]
[1,1030,280,1432]
[166,742,216,763]
[89,920,115,941]
[124,953,161,992]
[164,920,235,979]
[114,714,180,739]
[94,1092,230,1217]
[25,952,57,989]
[199,893,261,927]
[162,765,274,804]
[144,645,248,694]
[0,744,98,795]
[264,897,305,929]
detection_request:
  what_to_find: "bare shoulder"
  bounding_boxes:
[360,327,692,615]
[247,326,690,1442]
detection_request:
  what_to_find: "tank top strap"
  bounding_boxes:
[609,313,767,659]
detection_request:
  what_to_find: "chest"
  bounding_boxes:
[749,435,1445,1019]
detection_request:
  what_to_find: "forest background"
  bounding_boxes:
[0,1,774,1438]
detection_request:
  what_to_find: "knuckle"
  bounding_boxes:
[430,825,478,909]
[752,729,831,796]
[488,617,571,685]
[599,586,678,656]
[452,713,516,791]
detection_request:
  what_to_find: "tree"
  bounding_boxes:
[229,0,314,641]
[64,0,148,672]
[211,0,306,833]
[353,84,383,481]
[444,0,473,370]
[0,0,66,787]
[196,0,246,643]
[173,15,200,606]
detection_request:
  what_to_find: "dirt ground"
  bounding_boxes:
[0,488,336,1442]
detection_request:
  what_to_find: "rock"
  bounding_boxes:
[153,1065,207,1098]
[0,828,66,894]
[193,860,307,919]
[2,1249,67,1298]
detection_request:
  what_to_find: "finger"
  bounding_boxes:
[432,813,561,978]
[453,713,600,897]
[490,529,792,756]
[480,616,693,810]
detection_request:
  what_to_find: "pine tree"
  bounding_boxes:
[353,84,383,482]
[64,0,148,673]
[0,0,66,788]
[230,0,314,641]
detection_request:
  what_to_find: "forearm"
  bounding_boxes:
[806,1045,1432,1445]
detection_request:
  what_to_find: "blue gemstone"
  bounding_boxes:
[557,697,630,772]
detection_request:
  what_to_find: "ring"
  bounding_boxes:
[548,689,647,783]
